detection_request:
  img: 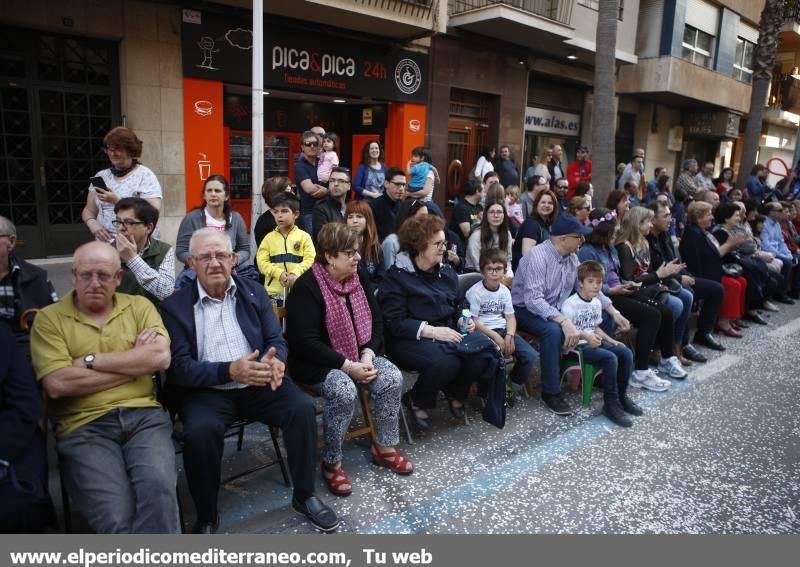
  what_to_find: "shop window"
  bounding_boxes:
[733,38,754,84]
[681,25,714,69]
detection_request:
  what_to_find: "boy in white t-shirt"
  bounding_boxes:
[466,248,538,385]
[560,260,642,428]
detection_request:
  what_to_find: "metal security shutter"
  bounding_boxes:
[636,0,665,58]
[738,23,759,44]
[685,0,720,37]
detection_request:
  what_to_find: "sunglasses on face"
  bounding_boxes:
[303,141,319,147]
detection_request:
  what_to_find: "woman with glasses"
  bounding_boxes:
[286,223,412,497]
[81,127,162,243]
[567,196,591,226]
[174,175,252,288]
[380,214,504,432]
[112,197,175,303]
[465,200,513,277]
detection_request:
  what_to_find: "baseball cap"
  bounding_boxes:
[550,214,593,237]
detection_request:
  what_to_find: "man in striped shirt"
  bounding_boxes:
[512,215,631,415]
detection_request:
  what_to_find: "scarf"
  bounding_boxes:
[110,159,139,177]
[311,262,372,362]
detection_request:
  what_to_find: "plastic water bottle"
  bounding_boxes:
[458,308,472,336]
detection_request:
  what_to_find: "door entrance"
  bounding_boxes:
[0,26,120,258]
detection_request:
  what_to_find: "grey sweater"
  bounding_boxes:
[175,207,251,265]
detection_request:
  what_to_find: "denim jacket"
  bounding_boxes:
[577,243,622,295]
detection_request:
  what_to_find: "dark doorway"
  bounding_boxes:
[0,26,120,258]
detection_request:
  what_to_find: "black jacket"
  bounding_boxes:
[679,224,723,282]
[311,197,345,242]
[4,256,56,341]
[285,268,383,385]
[370,193,401,243]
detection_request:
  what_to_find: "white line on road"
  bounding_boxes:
[688,353,741,383]
[767,316,800,338]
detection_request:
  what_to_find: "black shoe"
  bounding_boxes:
[541,393,574,416]
[447,398,466,419]
[743,312,768,325]
[620,396,644,416]
[292,495,340,533]
[692,333,725,352]
[789,290,800,300]
[774,293,795,305]
[682,344,709,362]
[402,393,429,431]
[191,516,219,534]
[603,401,633,427]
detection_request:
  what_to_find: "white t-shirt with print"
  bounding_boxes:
[560,293,602,345]
[466,281,514,331]
[89,164,162,235]
[204,209,227,230]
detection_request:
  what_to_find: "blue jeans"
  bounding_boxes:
[578,341,633,401]
[493,328,539,385]
[665,287,693,345]
[56,407,179,534]
[299,212,313,234]
[513,307,563,395]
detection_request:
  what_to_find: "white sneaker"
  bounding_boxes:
[631,369,671,392]
[657,356,688,380]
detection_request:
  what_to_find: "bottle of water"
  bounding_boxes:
[458,308,472,336]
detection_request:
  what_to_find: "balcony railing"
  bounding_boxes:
[354,0,436,19]
[768,70,800,115]
[448,0,573,26]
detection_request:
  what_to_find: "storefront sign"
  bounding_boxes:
[182,11,428,104]
[524,107,581,136]
[684,111,741,139]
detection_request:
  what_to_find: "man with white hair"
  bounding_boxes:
[0,216,58,342]
[30,241,178,533]
[160,228,339,534]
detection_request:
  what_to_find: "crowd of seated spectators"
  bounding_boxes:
[6,137,800,535]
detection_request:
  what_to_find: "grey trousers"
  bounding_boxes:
[56,407,179,534]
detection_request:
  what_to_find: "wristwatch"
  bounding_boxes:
[84,354,96,369]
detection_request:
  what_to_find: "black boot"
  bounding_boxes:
[603,399,633,427]
[620,396,644,416]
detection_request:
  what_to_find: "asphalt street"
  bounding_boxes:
[40,260,800,534]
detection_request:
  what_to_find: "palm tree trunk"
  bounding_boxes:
[591,0,619,206]
[737,0,785,187]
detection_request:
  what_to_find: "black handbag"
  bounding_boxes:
[633,283,670,306]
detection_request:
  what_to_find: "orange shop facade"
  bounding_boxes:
[179,7,429,226]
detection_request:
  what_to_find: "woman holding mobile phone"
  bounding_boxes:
[81,127,162,242]
[578,208,676,392]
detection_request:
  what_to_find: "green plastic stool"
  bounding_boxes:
[560,349,601,408]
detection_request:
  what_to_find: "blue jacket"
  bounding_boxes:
[353,163,388,199]
[761,216,792,260]
[160,275,288,389]
[747,175,769,201]
[577,243,622,295]
[379,252,461,340]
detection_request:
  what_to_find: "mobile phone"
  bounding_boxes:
[89,176,108,191]
[625,281,642,288]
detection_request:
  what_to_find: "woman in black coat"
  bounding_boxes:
[286,224,411,498]
[0,323,54,532]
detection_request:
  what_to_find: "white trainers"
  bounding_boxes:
[630,369,671,392]
[657,356,688,380]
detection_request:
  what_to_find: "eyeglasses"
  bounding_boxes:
[389,180,407,188]
[111,219,147,227]
[0,234,12,238]
[566,234,586,242]
[432,240,448,249]
[330,177,351,184]
[76,271,115,284]
[193,252,234,264]
[556,185,569,190]
[342,249,359,259]
[303,141,319,147]
[103,145,125,154]
[485,266,504,274]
